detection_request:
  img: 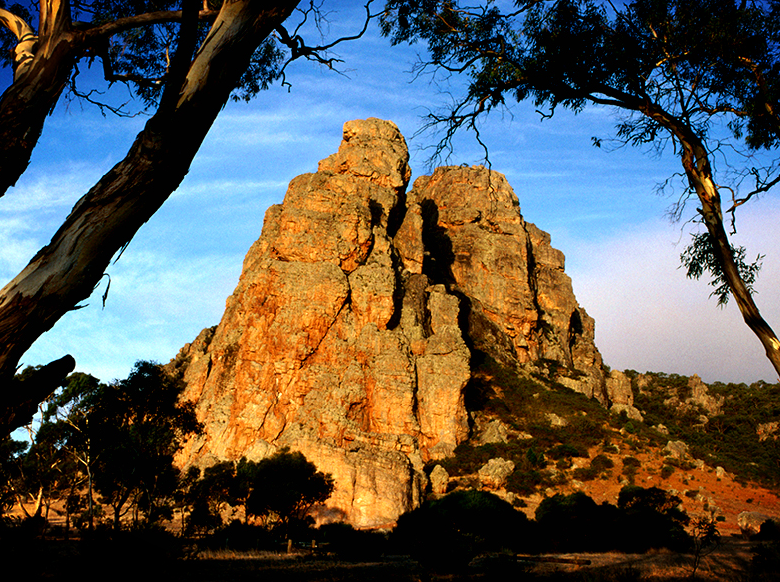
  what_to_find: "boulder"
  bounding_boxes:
[738,511,777,538]
[478,458,516,489]
[430,464,450,495]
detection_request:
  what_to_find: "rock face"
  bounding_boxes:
[606,370,643,421]
[172,118,610,528]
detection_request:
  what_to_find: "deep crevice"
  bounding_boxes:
[386,188,408,239]
[420,198,455,286]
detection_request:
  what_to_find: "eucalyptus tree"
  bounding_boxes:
[42,371,104,530]
[87,361,201,529]
[245,448,333,534]
[0,0,375,433]
[381,0,780,376]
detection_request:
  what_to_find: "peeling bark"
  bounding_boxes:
[0,0,301,434]
[0,3,220,197]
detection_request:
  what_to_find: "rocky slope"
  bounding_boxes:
[171,118,635,527]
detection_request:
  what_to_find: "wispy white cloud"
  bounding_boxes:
[568,200,780,384]
[20,245,243,383]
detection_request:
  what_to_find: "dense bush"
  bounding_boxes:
[747,540,780,581]
[616,486,691,552]
[393,490,530,571]
[532,487,692,554]
[535,492,620,552]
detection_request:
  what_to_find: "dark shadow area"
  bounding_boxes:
[420,198,455,285]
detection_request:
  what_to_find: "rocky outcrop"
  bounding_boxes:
[738,511,777,538]
[172,118,610,527]
[606,370,643,421]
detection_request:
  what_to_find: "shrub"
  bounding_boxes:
[591,454,615,472]
[547,443,587,460]
[393,490,529,571]
[616,486,691,552]
[622,456,640,483]
[572,467,598,481]
[747,540,780,581]
[534,492,619,552]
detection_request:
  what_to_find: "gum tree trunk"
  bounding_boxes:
[0,0,300,433]
[0,2,78,196]
[645,104,780,378]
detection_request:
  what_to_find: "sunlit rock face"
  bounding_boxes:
[172,118,607,528]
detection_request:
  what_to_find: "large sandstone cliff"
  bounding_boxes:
[172,118,616,527]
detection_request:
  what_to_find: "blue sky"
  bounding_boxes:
[2,1,779,392]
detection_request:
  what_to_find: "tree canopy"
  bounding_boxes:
[381,0,780,377]
[15,360,202,530]
[245,448,334,532]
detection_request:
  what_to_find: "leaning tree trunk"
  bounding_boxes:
[0,2,79,197]
[0,0,301,434]
[667,113,780,378]
[0,4,222,199]
[688,162,780,377]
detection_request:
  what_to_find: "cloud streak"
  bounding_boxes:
[568,199,780,383]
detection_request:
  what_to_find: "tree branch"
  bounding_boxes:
[81,9,219,43]
[275,0,375,86]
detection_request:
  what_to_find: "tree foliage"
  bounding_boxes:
[393,489,529,571]
[380,0,780,376]
[38,361,201,530]
[681,231,764,307]
[244,448,333,531]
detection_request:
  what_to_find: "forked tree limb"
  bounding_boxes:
[0,3,219,198]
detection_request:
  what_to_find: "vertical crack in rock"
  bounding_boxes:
[171,119,610,527]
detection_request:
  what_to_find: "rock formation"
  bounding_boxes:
[172,118,611,527]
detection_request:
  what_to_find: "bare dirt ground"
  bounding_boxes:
[6,538,760,582]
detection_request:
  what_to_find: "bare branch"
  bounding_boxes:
[66,70,138,118]
[275,0,376,86]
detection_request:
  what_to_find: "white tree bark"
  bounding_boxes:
[0,0,301,433]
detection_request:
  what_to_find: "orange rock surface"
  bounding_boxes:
[172,119,608,527]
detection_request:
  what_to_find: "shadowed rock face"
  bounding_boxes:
[171,118,608,528]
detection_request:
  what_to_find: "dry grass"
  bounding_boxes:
[0,537,763,582]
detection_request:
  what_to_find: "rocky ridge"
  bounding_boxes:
[171,118,635,527]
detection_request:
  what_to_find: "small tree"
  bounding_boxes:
[689,513,721,579]
[87,361,202,530]
[184,460,236,535]
[41,371,104,530]
[0,435,27,517]
[245,448,333,536]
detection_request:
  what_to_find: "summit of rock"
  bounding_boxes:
[171,118,616,527]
